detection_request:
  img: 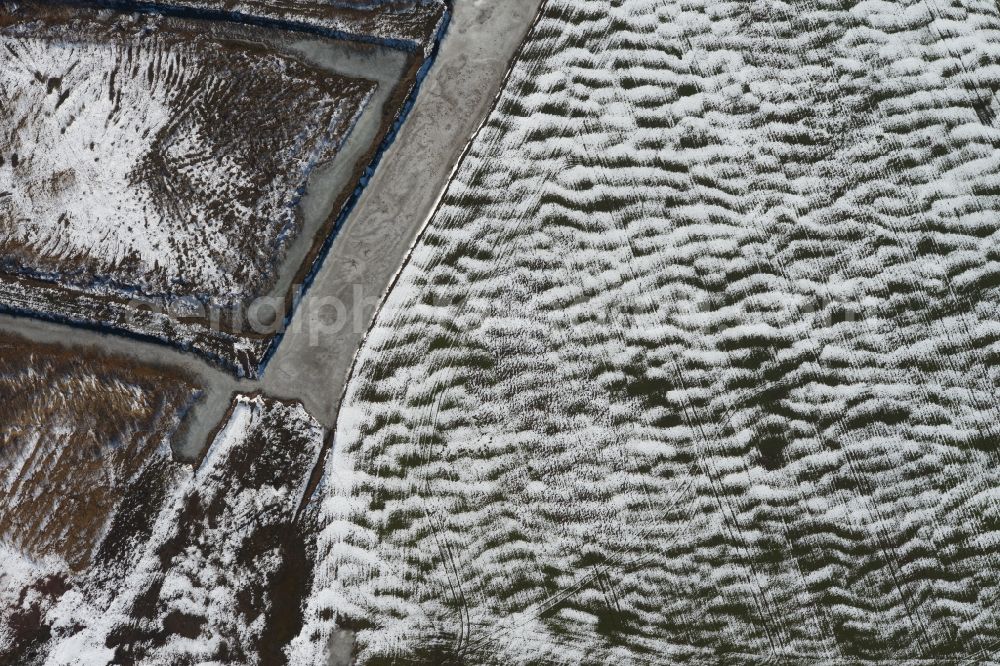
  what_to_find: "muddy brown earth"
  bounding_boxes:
[99,0,448,53]
[1,6,376,304]
[0,331,200,572]
[0,390,327,665]
[0,332,200,662]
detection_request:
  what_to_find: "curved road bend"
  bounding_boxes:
[261,0,544,432]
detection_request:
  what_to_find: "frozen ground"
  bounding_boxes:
[0,1,447,376]
[0,7,374,307]
[0,392,326,664]
[0,0,548,662]
[0,0,545,461]
[300,0,1000,662]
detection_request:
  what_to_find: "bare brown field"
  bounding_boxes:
[0,332,200,572]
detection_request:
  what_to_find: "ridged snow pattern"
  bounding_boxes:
[302,0,1000,662]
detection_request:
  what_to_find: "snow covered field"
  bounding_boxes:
[0,388,326,664]
[297,0,1000,662]
[0,7,374,306]
[0,1,448,376]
